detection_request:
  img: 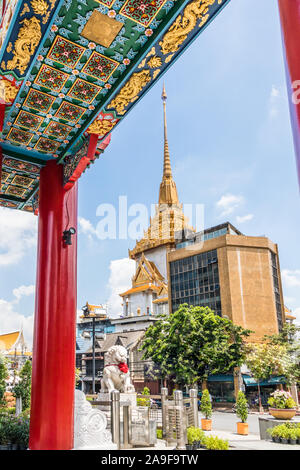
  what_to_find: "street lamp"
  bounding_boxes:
[81,302,96,395]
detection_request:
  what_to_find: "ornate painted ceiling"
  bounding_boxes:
[0,0,230,212]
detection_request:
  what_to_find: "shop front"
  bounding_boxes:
[242,375,287,408]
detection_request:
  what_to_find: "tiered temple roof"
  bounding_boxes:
[129,84,195,259]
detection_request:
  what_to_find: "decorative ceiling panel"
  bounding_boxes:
[0,0,230,211]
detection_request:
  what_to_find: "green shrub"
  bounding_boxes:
[200,389,212,419]
[236,391,248,423]
[289,429,298,441]
[156,428,163,439]
[20,408,30,420]
[204,436,229,450]
[137,387,151,407]
[187,427,205,445]
[0,413,30,448]
[267,423,300,441]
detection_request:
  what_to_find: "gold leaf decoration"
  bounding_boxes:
[147,56,162,69]
[6,17,42,75]
[160,0,216,55]
[31,0,48,16]
[87,119,115,135]
[152,69,161,80]
[138,58,147,69]
[146,47,156,58]
[108,70,151,115]
[20,3,30,16]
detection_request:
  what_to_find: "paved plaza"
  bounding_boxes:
[134,411,300,451]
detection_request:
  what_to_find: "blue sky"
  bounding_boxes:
[0,0,299,347]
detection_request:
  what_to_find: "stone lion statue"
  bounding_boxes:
[100,345,135,393]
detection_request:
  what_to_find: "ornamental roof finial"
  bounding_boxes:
[159,84,179,205]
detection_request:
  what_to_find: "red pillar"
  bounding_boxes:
[278,0,300,187]
[29,160,78,450]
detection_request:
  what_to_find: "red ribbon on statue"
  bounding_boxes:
[118,362,129,374]
[104,362,129,373]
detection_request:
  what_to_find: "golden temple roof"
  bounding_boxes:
[152,297,168,304]
[0,330,30,354]
[120,283,160,298]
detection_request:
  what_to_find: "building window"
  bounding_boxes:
[170,249,221,315]
[270,252,283,331]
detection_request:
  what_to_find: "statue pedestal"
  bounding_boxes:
[73,390,117,450]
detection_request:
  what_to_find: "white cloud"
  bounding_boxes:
[0,207,37,266]
[216,194,244,217]
[236,214,254,224]
[269,85,281,119]
[292,307,300,325]
[78,216,98,239]
[12,285,35,301]
[106,258,135,317]
[282,269,300,288]
[0,298,34,349]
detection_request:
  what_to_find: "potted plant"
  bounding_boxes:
[289,428,298,445]
[296,427,300,445]
[200,389,212,431]
[268,390,297,420]
[279,426,289,444]
[186,427,206,450]
[267,425,282,443]
[186,426,197,450]
[235,391,249,435]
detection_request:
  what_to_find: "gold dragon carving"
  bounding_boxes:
[160,0,221,55]
[87,119,115,135]
[108,70,151,115]
[6,17,42,75]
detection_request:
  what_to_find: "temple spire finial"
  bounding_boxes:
[158,84,179,205]
[161,83,172,179]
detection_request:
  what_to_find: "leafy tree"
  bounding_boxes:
[141,304,251,386]
[244,342,295,411]
[264,324,300,386]
[13,360,32,410]
[0,354,9,407]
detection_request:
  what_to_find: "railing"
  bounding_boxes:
[91,388,199,450]
[161,388,199,450]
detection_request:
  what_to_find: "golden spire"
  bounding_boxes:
[159,84,179,205]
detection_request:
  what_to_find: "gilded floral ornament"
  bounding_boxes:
[6,17,42,75]
[87,119,115,135]
[31,0,49,16]
[108,70,151,115]
[160,0,217,55]
[147,56,162,69]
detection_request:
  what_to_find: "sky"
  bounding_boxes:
[0,0,300,348]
